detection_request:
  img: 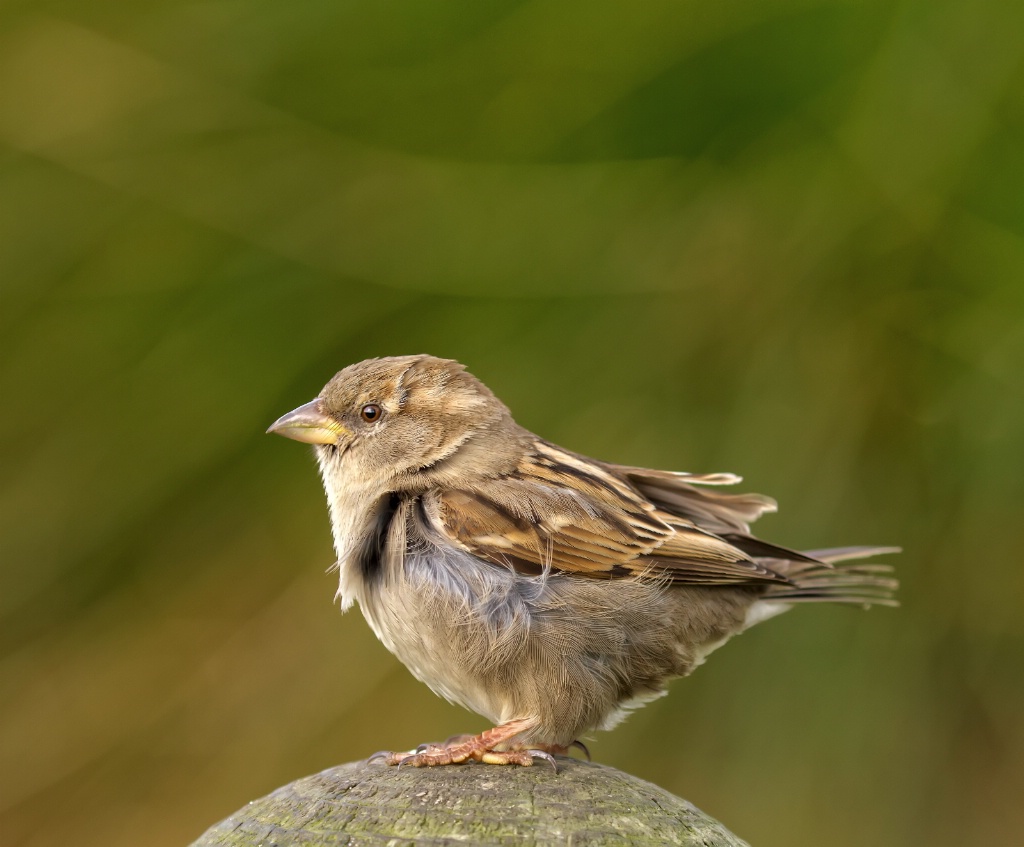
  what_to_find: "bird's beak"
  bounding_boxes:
[266,399,350,445]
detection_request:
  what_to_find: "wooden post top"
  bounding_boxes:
[190,758,749,846]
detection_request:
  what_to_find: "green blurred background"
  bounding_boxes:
[2,1,1022,845]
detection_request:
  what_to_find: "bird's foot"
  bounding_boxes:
[368,719,556,770]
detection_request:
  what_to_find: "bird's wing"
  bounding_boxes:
[610,463,825,564]
[421,440,792,585]
[608,464,776,533]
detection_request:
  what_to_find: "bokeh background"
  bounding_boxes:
[2,1,1022,845]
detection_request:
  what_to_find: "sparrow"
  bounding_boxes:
[268,355,897,769]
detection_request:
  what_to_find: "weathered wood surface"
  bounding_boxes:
[191,757,750,846]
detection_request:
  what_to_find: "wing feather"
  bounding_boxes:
[612,464,778,534]
[425,441,793,586]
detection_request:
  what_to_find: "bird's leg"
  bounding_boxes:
[369,719,556,769]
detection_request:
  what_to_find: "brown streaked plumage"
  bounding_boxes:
[268,354,898,768]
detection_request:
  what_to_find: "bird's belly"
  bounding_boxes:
[354,548,533,726]
[352,544,738,745]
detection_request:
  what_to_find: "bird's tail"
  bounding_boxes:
[761,546,900,607]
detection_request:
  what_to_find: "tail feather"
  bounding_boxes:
[801,545,902,562]
[761,545,900,607]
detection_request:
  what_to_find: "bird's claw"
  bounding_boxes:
[368,748,422,766]
[569,740,591,761]
[526,749,558,772]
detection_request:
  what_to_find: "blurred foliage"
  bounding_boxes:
[2,1,1023,846]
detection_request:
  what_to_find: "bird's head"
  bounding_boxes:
[268,355,517,494]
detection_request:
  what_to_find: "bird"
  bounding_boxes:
[268,354,897,769]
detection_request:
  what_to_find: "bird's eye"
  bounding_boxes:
[360,403,383,423]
